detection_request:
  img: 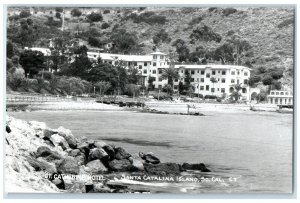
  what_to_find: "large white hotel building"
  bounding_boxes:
[87,50,251,100]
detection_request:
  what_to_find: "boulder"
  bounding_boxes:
[68,182,86,193]
[144,163,182,175]
[108,159,132,172]
[36,146,62,161]
[57,126,77,149]
[139,152,160,164]
[94,140,108,148]
[69,149,81,157]
[6,125,11,133]
[102,145,115,160]
[51,177,65,190]
[36,157,57,173]
[181,163,211,172]
[43,128,57,139]
[85,159,108,174]
[77,142,90,155]
[129,157,144,171]
[57,156,80,175]
[88,148,109,162]
[50,134,70,150]
[114,147,131,160]
[93,183,112,193]
[75,154,86,166]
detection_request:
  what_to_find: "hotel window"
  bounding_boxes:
[237,71,240,75]
[201,70,205,75]
[149,62,152,65]
[206,85,209,91]
[280,99,282,104]
[244,79,248,84]
[222,70,226,75]
[276,92,279,95]
[218,71,220,73]
[185,70,189,74]
[217,88,219,91]
[144,62,147,66]
[191,78,195,82]
[94,55,97,57]
[231,79,235,83]
[153,70,156,74]
[221,88,225,93]
[153,62,157,67]
[200,86,204,90]
[160,63,163,66]
[231,71,235,75]
[244,72,248,76]
[181,70,183,73]
[139,65,142,69]
[134,62,137,66]
[221,78,226,83]
[275,99,278,104]
[153,55,157,59]
[206,73,210,78]
[160,55,164,59]
[197,70,199,73]
[200,78,204,82]
[191,70,195,75]
[211,88,215,93]
[212,70,216,75]
[271,92,275,95]
[143,70,147,74]
[280,92,284,95]
[159,69,162,74]
[285,92,289,95]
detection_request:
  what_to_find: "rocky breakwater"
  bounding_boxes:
[5,116,211,193]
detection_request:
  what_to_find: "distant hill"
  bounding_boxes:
[7,6,295,90]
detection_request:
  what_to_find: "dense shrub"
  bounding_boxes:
[55,12,61,19]
[45,17,62,27]
[125,12,167,25]
[55,8,63,13]
[222,8,237,16]
[101,22,110,29]
[208,7,218,12]
[190,25,222,43]
[262,75,273,86]
[204,95,217,99]
[188,16,203,25]
[103,9,110,14]
[87,12,103,22]
[19,10,31,18]
[278,18,294,28]
[153,29,171,44]
[71,8,82,17]
[88,36,102,47]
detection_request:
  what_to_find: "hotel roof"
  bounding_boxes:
[88,52,153,62]
[174,64,251,70]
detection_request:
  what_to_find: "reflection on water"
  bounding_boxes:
[9,110,293,193]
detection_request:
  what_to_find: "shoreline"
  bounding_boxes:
[5,115,211,193]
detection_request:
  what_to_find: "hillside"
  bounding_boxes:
[7,6,294,90]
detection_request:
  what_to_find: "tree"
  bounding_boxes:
[125,84,140,97]
[110,29,140,54]
[189,25,222,43]
[95,81,111,98]
[163,84,173,96]
[172,39,190,62]
[101,22,110,29]
[210,77,218,95]
[71,9,82,17]
[178,81,184,95]
[19,50,46,77]
[262,75,273,86]
[148,76,156,90]
[55,12,61,19]
[87,12,103,22]
[58,77,86,95]
[7,41,14,58]
[19,10,31,18]
[248,75,261,87]
[160,67,179,87]
[230,83,242,101]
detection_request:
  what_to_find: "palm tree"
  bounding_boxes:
[210,77,218,95]
[160,67,179,87]
[95,81,111,101]
[230,82,242,101]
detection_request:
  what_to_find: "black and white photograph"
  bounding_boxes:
[2,1,296,197]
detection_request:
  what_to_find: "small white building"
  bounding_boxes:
[268,90,293,105]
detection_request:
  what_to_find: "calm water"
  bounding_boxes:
[9,110,293,193]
